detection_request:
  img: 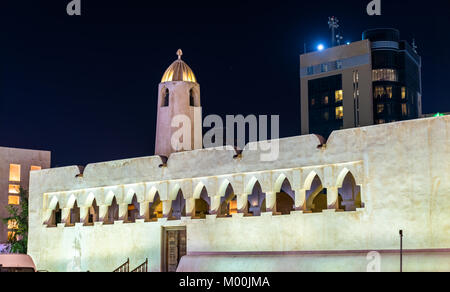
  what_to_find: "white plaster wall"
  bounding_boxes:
[27,116,450,272]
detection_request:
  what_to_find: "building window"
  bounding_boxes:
[7,219,18,230]
[386,86,393,99]
[8,184,20,194]
[31,166,41,171]
[335,90,343,102]
[375,119,385,124]
[323,96,329,105]
[229,200,238,215]
[8,195,20,205]
[311,98,315,106]
[402,104,408,116]
[374,86,385,98]
[377,104,385,113]
[335,106,344,120]
[401,87,406,100]
[307,66,314,75]
[336,60,343,69]
[323,111,329,121]
[321,64,328,73]
[162,88,169,107]
[372,69,398,82]
[9,164,20,182]
[7,231,17,241]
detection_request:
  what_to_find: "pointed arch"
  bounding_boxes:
[105,196,119,224]
[126,194,140,223]
[68,200,80,226]
[66,194,77,209]
[305,174,326,212]
[85,198,99,225]
[275,178,295,215]
[338,170,361,211]
[148,191,162,221]
[218,182,236,217]
[247,180,265,216]
[169,189,185,220]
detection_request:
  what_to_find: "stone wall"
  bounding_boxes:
[27,116,450,271]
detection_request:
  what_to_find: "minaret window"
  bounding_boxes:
[162,89,169,107]
[189,89,196,107]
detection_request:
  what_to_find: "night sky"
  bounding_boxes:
[0,0,449,167]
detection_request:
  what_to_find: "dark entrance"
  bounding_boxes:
[162,227,187,272]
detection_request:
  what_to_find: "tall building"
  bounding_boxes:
[300,28,422,139]
[155,49,203,158]
[0,147,51,247]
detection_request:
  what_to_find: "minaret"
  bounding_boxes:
[155,49,203,157]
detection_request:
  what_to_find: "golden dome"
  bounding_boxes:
[161,49,197,83]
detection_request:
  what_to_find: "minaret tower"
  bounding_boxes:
[155,49,202,157]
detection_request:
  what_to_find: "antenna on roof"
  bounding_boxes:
[328,16,340,47]
[412,39,418,53]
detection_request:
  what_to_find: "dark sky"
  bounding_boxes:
[0,0,449,167]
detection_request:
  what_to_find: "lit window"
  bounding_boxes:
[335,90,343,102]
[323,111,329,121]
[335,106,344,120]
[8,184,20,194]
[229,200,238,215]
[372,69,398,82]
[7,219,18,230]
[377,104,385,113]
[9,164,20,182]
[8,231,15,241]
[401,87,406,99]
[402,104,408,116]
[8,195,20,205]
[374,86,385,98]
[323,96,329,105]
[311,98,315,106]
[386,87,393,99]
[31,166,41,171]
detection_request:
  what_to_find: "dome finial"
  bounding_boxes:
[177,49,183,60]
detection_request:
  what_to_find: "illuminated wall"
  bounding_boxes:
[28,116,450,272]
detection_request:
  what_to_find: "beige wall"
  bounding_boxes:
[28,116,450,271]
[0,147,51,244]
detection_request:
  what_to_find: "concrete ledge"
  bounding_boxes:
[114,220,124,225]
[232,213,245,219]
[261,212,273,217]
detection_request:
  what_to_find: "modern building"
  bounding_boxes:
[27,50,450,272]
[300,28,422,139]
[0,147,51,247]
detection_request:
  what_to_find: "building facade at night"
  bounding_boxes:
[301,28,422,139]
[0,147,51,248]
[26,51,450,272]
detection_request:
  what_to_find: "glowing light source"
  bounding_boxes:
[434,113,445,117]
[346,42,350,45]
[317,44,325,51]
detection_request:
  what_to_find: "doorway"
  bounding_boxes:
[162,226,187,272]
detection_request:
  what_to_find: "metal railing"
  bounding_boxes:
[113,258,129,272]
[131,258,148,272]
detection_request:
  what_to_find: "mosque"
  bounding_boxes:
[28,50,450,272]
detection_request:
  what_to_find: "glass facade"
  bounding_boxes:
[308,74,343,138]
[363,28,422,124]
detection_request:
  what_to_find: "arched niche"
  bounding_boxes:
[338,171,362,211]
[247,181,265,216]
